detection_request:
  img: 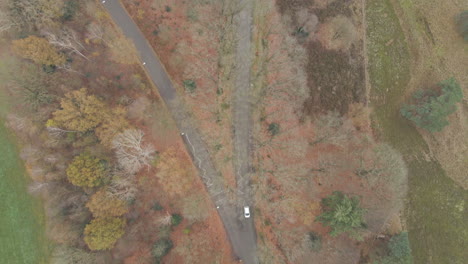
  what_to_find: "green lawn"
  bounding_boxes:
[0,121,50,263]
[366,0,468,263]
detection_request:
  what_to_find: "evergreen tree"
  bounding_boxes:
[400,77,463,132]
[316,191,366,239]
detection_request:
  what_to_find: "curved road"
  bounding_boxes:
[102,1,258,263]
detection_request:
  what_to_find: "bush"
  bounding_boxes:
[307,232,322,252]
[400,77,463,132]
[183,80,196,92]
[152,202,163,211]
[62,0,79,21]
[268,123,280,136]
[66,153,107,188]
[152,238,173,261]
[171,214,183,226]
[388,232,412,259]
[456,11,468,41]
[84,217,126,251]
[376,232,413,264]
[315,191,366,239]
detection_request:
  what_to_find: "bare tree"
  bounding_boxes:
[107,172,138,202]
[158,211,172,226]
[46,126,78,138]
[0,10,15,33]
[45,29,89,60]
[50,245,100,264]
[112,129,155,174]
[86,22,106,43]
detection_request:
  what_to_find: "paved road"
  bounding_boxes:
[102,1,257,263]
[232,0,258,262]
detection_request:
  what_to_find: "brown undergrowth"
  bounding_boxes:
[250,0,408,263]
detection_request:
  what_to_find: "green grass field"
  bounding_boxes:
[366,0,468,263]
[0,123,50,264]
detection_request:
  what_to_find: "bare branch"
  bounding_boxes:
[112,129,155,174]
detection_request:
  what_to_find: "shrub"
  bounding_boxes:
[400,77,463,132]
[183,79,196,92]
[315,191,366,239]
[62,0,79,21]
[307,232,322,252]
[294,27,309,38]
[171,214,183,226]
[152,202,163,211]
[376,232,413,264]
[66,153,107,188]
[84,217,126,251]
[456,11,468,41]
[268,123,280,136]
[152,238,173,262]
[388,232,412,259]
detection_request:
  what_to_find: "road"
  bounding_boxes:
[102,1,257,263]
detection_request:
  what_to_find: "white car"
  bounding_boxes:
[244,206,250,218]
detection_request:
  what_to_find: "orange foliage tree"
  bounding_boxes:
[155,148,193,196]
[86,189,128,217]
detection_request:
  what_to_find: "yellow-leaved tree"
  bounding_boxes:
[95,107,129,147]
[66,153,107,188]
[86,189,128,217]
[51,88,106,132]
[84,217,126,251]
[12,36,66,65]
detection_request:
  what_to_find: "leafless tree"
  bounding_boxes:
[46,126,78,138]
[50,245,100,264]
[112,129,155,174]
[86,22,106,43]
[45,29,89,60]
[158,211,172,226]
[56,63,85,76]
[107,172,137,202]
[0,10,15,33]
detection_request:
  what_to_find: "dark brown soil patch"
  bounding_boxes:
[303,41,365,115]
[275,0,366,116]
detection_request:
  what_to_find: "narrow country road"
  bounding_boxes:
[102,1,257,263]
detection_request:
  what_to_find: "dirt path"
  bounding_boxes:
[102,1,257,263]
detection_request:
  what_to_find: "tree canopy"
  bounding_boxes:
[66,153,107,188]
[86,189,128,218]
[51,88,106,132]
[12,36,66,65]
[316,191,366,239]
[400,77,463,132]
[84,217,126,251]
[376,232,413,264]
